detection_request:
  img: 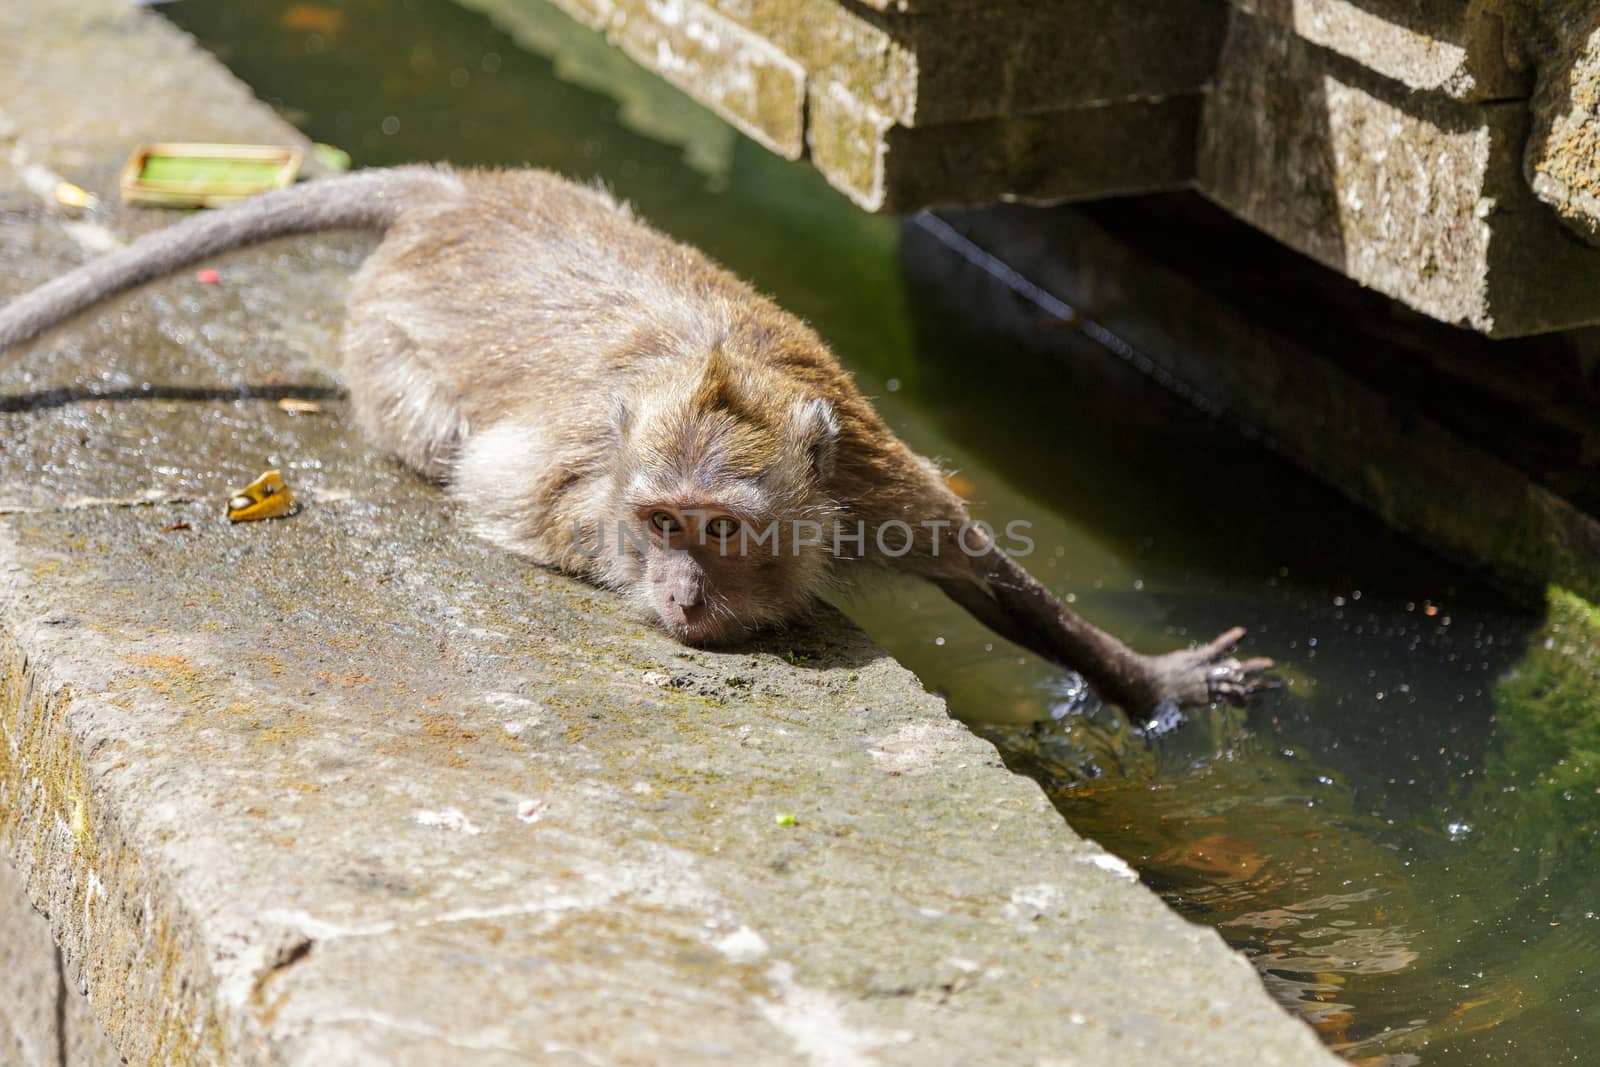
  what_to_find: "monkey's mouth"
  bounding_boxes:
[660,611,741,648]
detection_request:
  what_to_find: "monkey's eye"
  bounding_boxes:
[706,516,740,539]
[649,510,678,534]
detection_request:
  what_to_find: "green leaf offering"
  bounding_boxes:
[139,156,289,186]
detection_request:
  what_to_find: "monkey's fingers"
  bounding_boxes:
[1205,654,1280,706]
[1198,626,1247,659]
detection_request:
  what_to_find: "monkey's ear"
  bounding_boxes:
[791,397,839,481]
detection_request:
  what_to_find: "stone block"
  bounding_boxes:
[1199,10,1600,336]
[556,0,1217,208]
[544,0,807,157]
[1232,0,1531,100]
[810,82,1200,211]
[708,0,1222,126]
[1524,0,1600,247]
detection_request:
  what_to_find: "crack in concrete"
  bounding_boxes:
[250,935,314,1010]
[52,941,67,1067]
[0,495,199,516]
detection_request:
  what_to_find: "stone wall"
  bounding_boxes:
[525,0,1600,337]
[533,0,1221,210]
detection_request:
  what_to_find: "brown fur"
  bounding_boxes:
[0,165,1273,717]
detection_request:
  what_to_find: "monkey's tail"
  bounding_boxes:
[0,165,462,351]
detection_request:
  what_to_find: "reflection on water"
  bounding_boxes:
[159,1,1600,1062]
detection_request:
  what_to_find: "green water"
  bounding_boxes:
[162,1,1600,1061]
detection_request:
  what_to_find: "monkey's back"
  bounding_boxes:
[340,168,775,477]
[336,166,947,582]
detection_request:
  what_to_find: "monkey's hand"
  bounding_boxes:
[1130,627,1276,733]
[934,549,1277,727]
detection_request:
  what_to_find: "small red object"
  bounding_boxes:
[195,269,221,284]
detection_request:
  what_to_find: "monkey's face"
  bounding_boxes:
[616,364,841,645]
[633,506,759,645]
[628,490,843,646]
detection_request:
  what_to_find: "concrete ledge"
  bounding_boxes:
[536,0,809,157]
[0,537,1336,1065]
[0,1,1338,1064]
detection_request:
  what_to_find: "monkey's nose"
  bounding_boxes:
[662,595,717,644]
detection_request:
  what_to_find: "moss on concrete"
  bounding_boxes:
[1474,586,1600,856]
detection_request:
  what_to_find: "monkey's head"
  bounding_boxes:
[612,348,841,646]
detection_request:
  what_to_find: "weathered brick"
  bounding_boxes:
[607,0,807,157]
[810,82,1199,212]
[1232,0,1530,101]
[1524,0,1600,247]
[711,0,1221,126]
[1199,11,1600,336]
[543,0,806,157]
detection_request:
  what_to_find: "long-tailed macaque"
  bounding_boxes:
[0,167,1271,718]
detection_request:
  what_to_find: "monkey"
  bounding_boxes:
[0,165,1272,720]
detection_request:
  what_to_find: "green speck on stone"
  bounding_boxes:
[775,812,796,827]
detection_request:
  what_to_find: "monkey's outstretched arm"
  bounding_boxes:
[933,547,1274,721]
[0,166,459,351]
